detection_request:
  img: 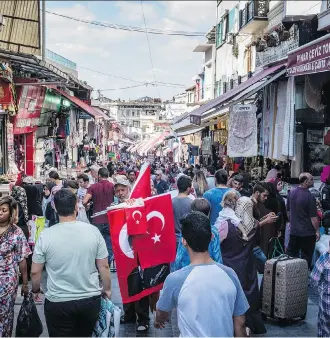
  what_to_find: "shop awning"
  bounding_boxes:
[176,62,286,123]
[121,138,134,145]
[176,127,203,137]
[139,132,169,155]
[92,107,111,121]
[53,88,103,119]
[202,67,287,121]
[287,33,330,76]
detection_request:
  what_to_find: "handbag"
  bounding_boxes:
[92,298,121,337]
[268,236,284,258]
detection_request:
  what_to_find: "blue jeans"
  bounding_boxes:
[95,223,113,264]
[253,246,267,274]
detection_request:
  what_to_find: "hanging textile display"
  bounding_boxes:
[227,104,258,158]
[281,76,296,157]
[273,81,287,161]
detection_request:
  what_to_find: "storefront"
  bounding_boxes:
[287,33,330,177]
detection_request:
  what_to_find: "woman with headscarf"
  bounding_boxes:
[258,181,281,258]
[221,195,266,336]
[45,185,61,227]
[42,182,56,227]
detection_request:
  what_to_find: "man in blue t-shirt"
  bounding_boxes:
[203,169,231,225]
[155,211,249,337]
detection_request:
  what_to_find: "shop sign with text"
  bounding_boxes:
[287,35,330,76]
[14,85,46,134]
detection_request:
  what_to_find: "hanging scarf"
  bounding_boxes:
[11,186,29,223]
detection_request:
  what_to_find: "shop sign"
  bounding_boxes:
[42,90,61,112]
[15,118,39,128]
[13,85,46,134]
[108,152,115,158]
[190,114,201,125]
[79,111,91,120]
[287,35,330,76]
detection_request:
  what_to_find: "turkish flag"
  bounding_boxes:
[133,194,176,269]
[108,208,170,304]
[129,163,151,199]
[125,205,148,235]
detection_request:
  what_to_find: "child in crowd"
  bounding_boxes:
[172,198,222,272]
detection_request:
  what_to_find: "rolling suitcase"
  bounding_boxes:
[262,255,308,321]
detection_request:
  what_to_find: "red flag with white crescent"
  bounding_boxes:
[132,194,176,269]
[108,207,170,304]
[125,205,148,235]
[129,163,151,199]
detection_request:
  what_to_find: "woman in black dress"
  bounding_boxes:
[221,218,266,335]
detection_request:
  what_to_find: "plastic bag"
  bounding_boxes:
[77,205,90,224]
[27,218,37,246]
[92,298,121,337]
[16,293,43,337]
[35,217,45,243]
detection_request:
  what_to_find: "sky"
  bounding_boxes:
[45,1,216,101]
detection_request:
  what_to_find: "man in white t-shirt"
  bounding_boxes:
[155,211,249,337]
[31,188,111,337]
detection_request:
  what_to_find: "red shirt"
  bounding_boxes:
[87,179,114,224]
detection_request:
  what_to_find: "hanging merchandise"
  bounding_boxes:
[305,74,326,112]
[227,104,258,158]
[273,81,287,161]
[201,136,212,155]
[282,77,296,158]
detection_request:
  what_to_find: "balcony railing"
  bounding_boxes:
[239,0,269,30]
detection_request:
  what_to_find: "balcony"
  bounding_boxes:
[318,0,330,31]
[239,0,269,34]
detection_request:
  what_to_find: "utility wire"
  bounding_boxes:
[140,1,161,99]
[45,10,206,37]
[79,66,186,87]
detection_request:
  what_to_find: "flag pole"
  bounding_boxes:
[91,198,144,218]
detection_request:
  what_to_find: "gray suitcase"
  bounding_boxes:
[262,255,308,320]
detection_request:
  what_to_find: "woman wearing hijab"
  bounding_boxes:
[45,185,61,227]
[221,195,266,336]
[42,182,56,227]
[266,178,288,252]
[259,181,281,258]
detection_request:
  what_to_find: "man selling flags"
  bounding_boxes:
[94,163,176,333]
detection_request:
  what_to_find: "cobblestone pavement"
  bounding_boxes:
[13,272,318,337]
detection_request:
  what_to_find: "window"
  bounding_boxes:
[223,82,227,93]
[132,111,135,117]
[133,121,140,128]
[216,14,228,48]
[228,8,235,33]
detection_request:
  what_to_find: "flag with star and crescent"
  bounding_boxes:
[107,163,176,303]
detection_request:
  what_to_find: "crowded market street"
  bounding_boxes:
[2,1,330,337]
[13,273,319,337]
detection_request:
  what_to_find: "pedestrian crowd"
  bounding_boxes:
[0,159,329,337]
